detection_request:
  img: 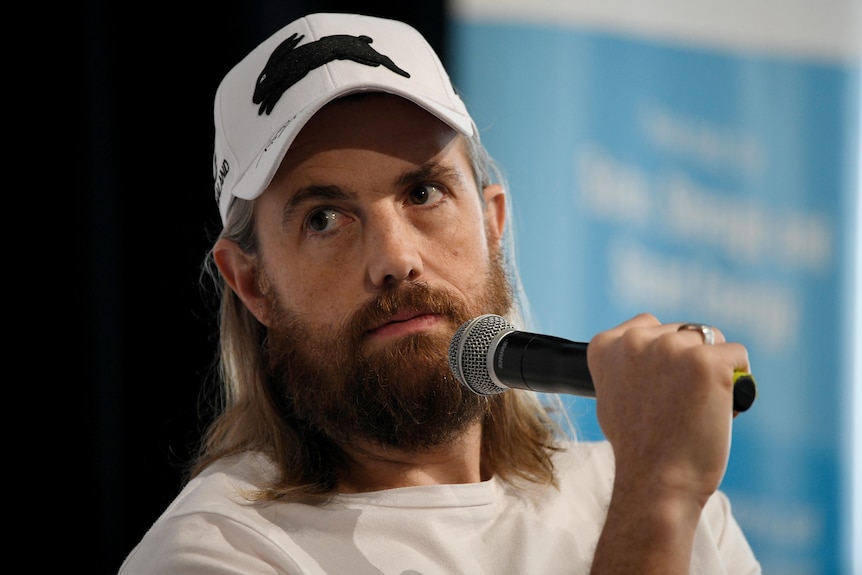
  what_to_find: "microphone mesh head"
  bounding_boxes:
[448,314,514,396]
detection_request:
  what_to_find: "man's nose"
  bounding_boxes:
[365,210,424,288]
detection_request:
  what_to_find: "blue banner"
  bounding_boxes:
[451,8,860,573]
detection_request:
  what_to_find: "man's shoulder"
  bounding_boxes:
[118,453,289,574]
[170,452,276,514]
[552,439,616,494]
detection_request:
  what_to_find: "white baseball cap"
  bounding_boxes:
[213,12,476,224]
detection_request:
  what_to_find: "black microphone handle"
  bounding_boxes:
[492,331,594,396]
[490,330,756,412]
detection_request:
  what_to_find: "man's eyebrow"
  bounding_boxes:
[281,185,355,224]
[395,162,468,188]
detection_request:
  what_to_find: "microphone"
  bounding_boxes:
[447,314,756,413]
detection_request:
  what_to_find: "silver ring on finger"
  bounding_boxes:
[677,323,715,345]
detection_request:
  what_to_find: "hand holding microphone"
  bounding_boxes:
[448,314,757,414]
[450,313,756,510]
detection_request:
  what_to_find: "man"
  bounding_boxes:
[119,12,760,574]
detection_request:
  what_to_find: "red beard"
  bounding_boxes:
[263,253,512,452]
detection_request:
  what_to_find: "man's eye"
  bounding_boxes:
[409,184,444,205]
[307,209,340,232]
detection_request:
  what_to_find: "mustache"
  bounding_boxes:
[343,283,471,343]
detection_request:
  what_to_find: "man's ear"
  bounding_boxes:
[483,184,506,246]
[212,238,271,326]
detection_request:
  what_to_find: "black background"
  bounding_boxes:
[61,2,445,572]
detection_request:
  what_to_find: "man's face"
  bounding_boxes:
[250,94,510,450]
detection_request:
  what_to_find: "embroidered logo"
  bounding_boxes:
[253,33,410,116]
[214,155,229,204]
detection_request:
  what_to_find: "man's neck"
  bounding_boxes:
[335,422,487,493]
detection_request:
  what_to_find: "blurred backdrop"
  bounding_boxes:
[448,2,860,573]
[69,1,859,573]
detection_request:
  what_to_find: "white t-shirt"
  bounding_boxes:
[118,440,760,574]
